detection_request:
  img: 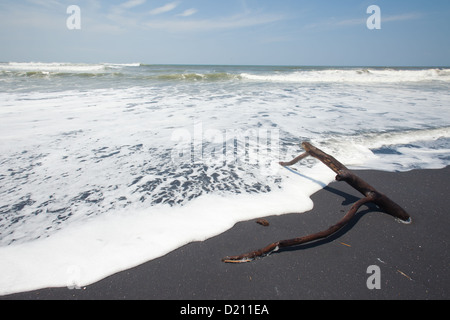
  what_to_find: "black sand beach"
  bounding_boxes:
[2,167,449,301]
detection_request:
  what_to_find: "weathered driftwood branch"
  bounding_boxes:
[222,141,411,263]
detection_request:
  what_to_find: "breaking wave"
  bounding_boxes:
[240,67,450,84]
[2,62,449,84]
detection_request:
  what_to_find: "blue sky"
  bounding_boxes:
[0,0,449,66]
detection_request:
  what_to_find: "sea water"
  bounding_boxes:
[0,63,449,295]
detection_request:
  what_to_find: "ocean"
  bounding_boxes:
[0,62,449,295]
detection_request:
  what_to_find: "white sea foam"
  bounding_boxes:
[0,62,141,75]
[1,62,106,73]
[0,165,334,295]
[106,63,141,67]
[0,65,449,296]
[241,68,450,84]
[316,127,450,171]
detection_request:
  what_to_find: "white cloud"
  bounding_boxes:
[336,13,421,27]
[383,13,422,23]
[121,0,147,9]
[177,8,198,17]
[26,0,63,9]
[148,2,179,15]
[305,12,422,30]
[145,12,284,32]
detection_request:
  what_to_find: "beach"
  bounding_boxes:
[3,166,449,300]
[1,0,450,306]
[1,63,449,301]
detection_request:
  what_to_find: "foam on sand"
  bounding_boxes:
[0,164,335,295]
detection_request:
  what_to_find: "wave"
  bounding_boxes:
[106,63,141,68]
[317,126,450,171]
[156,72,241,81]
[0,62,242,82]
[2,63,450,85]
[361,126,450,148]
[240,68,450,84]
[0,62,140,74]
[321,126,450,148]
[1,62,106,73]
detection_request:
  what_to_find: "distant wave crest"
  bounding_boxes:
[1,62,449,84]
[240,68,450,84]
[0,62,140,76]
[156,72,241,81]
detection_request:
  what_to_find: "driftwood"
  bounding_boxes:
[222,141,411,263]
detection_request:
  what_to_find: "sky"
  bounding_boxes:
[0,0,449,66]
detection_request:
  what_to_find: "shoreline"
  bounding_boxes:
[2,166,449,300]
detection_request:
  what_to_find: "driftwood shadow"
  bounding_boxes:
[274,184,378,255]
[222,142,410,263]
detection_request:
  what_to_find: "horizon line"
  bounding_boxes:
[1,61,449,69]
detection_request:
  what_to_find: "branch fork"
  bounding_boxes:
[222,142,411,263]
